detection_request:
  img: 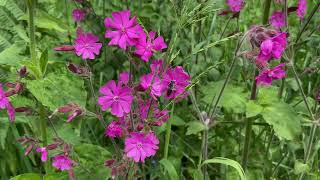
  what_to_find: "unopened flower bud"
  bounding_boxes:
[19,66,28,77]
[24,144,34,156]
[54,45,75,52]
[104,159,115,167]
[47,143,59,150]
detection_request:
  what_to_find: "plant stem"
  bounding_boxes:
[164,103,174,159]
[26,0,36,64]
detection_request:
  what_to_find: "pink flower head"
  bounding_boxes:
[72,9,85,22]
[56,103,84,123]
[269,11,285,29]
[256,63,286,86]
[36,147,48,162]
[139,73,162,98]
[162,66,191,99]
[0,84,15,122]
[134,31,167,62]
[119,72,130,86]
[297,0,307,20]
[74,28,102,60]
[150,59,164,74]
[257,32,287,62]
[98,80,134,117]
[105,120,123,138]
[52,155,73,171]
[124,132,159,162]
[227,0,244,12]
[138,100,170,126]
[104,10,143,50]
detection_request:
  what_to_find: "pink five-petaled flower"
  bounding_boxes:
[36,147,48,162]
[256,63,286,86]
[297,0,307,20]
[72,9,86,22]
[139,73,162,98]
[257,32,287,62]
[124,132,159,162]
[98,80,134,117]
[0,84,15,122]
[162,66,191,100]
[227,0,245,13]
[104,10,142,50]
[269,11,285,29]
[135,31,167,62]
[52,155,73,171]
[74,28,102,60]
[105,120,123,138]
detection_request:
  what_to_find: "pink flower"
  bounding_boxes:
[256,63,286,86]
[124,132,159,162]
[138,100,170,126]
[134,31,167,62]
[36,147,48,162]
[0,84,15,122]
[98,80,134,117]
[269,11,285,29]
[257,32,287,62]
[52,155,73,171]
[56,103,84,123]
[297,0,307,20]
[72,9,85,22]
[150,59,164,73]
[74,28,102,60]
[104,10,143,50]
[139,74,162,98]
[105,121,123,138]
[227,0,244,12]
[119,72,130,86]
[162,66,191,99]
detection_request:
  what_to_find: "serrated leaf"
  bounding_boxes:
[0,42,26,66]
[261,102,302,140]
[40,49,48,76]
[171,115,185,126]
[24,69,87,111]
[257,86,279,105]
[245,101,263,118]
[201,80,247,113]
[186,121,205,135]
[294,161,310,174]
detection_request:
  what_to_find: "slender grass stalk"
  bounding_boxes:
[26,0,36,64]
[164,103,174,159]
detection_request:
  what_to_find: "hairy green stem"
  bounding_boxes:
[26,0,36,64]
[164,103,175,159]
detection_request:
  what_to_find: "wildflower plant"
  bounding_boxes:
[1,0,320,179]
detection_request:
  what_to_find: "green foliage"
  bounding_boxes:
[10,173,41,180]
[160,159,179,180]
[186,121,205,135]
[24,69,87,111]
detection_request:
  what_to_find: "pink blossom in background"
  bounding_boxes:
[124,132,159,162]
[297,0,307,20]
[52,155,73,171]
[74,28,102,60]
[134,31,167,62]
[162,66,191,99]
[105,121,123,138]
[0,84,15,122]
[256,63,286,86]
[269,11,285,29]
[72,9,85,22]
[227,0,245,12]
[257,32,287,62]
[36,147,48,162]
[139,73,162,98]
[104,10,143,50]
[119,72,130,86]
[98,80,133,117]
[150,59,164,74]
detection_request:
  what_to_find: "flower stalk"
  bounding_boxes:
[164,103,174,159]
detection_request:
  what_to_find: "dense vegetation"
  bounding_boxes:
[0,0,320,179]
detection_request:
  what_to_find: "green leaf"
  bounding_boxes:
[0,122,9,149]
[171,115,185,126]
[201,81,247,113]
[50,124,81,145]
[294,161,310,175]
[186,121,205,135]
[160,159,179,180]
[24,69,87,111]
[257,86,279,105]
[261,102,302,140]
[10,173,41,180]
[0,42,26,66]
[40,49,48,76]
[202,157,245,180]
[245,100,263,118]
